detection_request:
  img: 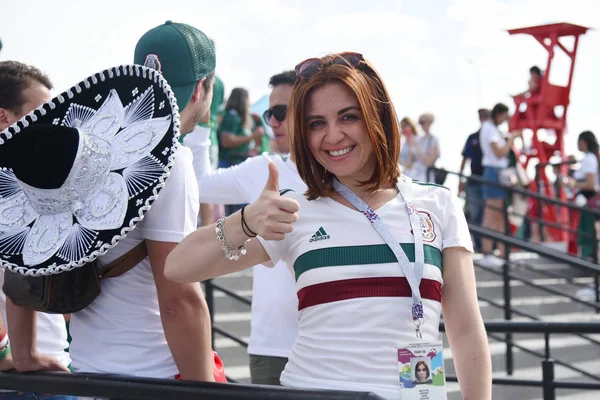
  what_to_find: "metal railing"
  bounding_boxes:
[0,371,383,399]
[440,321,600,400]
[2,322,599,400]
[431,167,600,379]
[441,166,600,218]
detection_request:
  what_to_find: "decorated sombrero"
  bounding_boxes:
[0,65,180,276]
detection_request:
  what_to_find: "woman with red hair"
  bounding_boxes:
[166,52,491,399]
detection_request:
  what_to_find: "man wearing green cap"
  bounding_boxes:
[135,20,216,134]
[66,21,218,383]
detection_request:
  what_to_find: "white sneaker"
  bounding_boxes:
[478,254,506,268]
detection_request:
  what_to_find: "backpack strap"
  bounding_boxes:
[99,241,147,279]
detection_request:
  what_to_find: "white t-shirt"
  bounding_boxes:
[0,271,71,375]
[480,121,509,168]
[258,176,473,399]
[187,127,303,358]
[573,152,600,192]
[404,135,439,182]
[69,145,200,378]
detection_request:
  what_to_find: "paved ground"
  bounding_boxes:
[206,251,600,399]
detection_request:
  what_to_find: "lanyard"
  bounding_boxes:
[333,177,426,338]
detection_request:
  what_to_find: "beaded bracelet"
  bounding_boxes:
[215,217,250,261]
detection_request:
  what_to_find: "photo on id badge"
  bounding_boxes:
[398,341,446,399]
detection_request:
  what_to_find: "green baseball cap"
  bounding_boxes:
[134,21,216,110]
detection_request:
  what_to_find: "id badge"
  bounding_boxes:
[398,340,446,399]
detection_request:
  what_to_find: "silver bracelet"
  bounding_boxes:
[215,217,249,260]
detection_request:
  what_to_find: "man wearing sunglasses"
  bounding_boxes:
[261,79,292,155]
[192,70,304,385]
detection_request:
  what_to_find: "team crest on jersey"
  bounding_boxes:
[411,210,436,242]
[143,54,162,73]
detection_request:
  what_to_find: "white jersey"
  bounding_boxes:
[69,145,200,378]
[187,126,304,358]
[258,176,473,399]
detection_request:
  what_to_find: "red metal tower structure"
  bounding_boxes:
[507,23,589,249]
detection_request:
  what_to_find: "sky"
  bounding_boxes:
[1,0,599,191]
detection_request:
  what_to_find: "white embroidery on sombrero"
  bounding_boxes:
[0,64,181,276]
[80,89,125,140]
[123,86,154,126]
[0,227,29,255]
[0,169,21,199]
[56,224,98,263]
[76,172,128,230]
[1,85,171,267]
[17,131,112,217]
[110,115,171,170]
[63,86,170,171]
[23,211,72,266]
[0,192,38,232]
[62,103,96,129]
[122,155,165,199]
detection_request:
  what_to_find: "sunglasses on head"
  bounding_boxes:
[263,104,288,123]
[295,52,364,80]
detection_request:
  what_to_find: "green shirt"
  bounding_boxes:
[251,113,271,154]
[219,110,251,166]
[209,76,225,168]
[210,76,225,125]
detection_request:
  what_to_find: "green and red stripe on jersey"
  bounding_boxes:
[293,243,443,311]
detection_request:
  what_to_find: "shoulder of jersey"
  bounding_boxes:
[411,180,450,192]
[279,188,296,197]
[263,153,289,167]
[278,188,309,203]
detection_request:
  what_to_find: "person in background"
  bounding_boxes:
[405,112,440,182]
[252,112,271,155]
[218,87,264,215]
[514,66,557,123]
[197,38,226,227]
[190,70,300,385]
[458,108,490,251]
[479,103,521,267]
[563,131,600,263]
[399,117,418,179]
[208,40,225,171]
[8,21,220,386]
[514,66,543,98]
[0,60,74,400]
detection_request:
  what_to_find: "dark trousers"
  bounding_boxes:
[249,354,288,385]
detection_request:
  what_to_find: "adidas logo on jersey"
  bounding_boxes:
[309,227,330,242]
